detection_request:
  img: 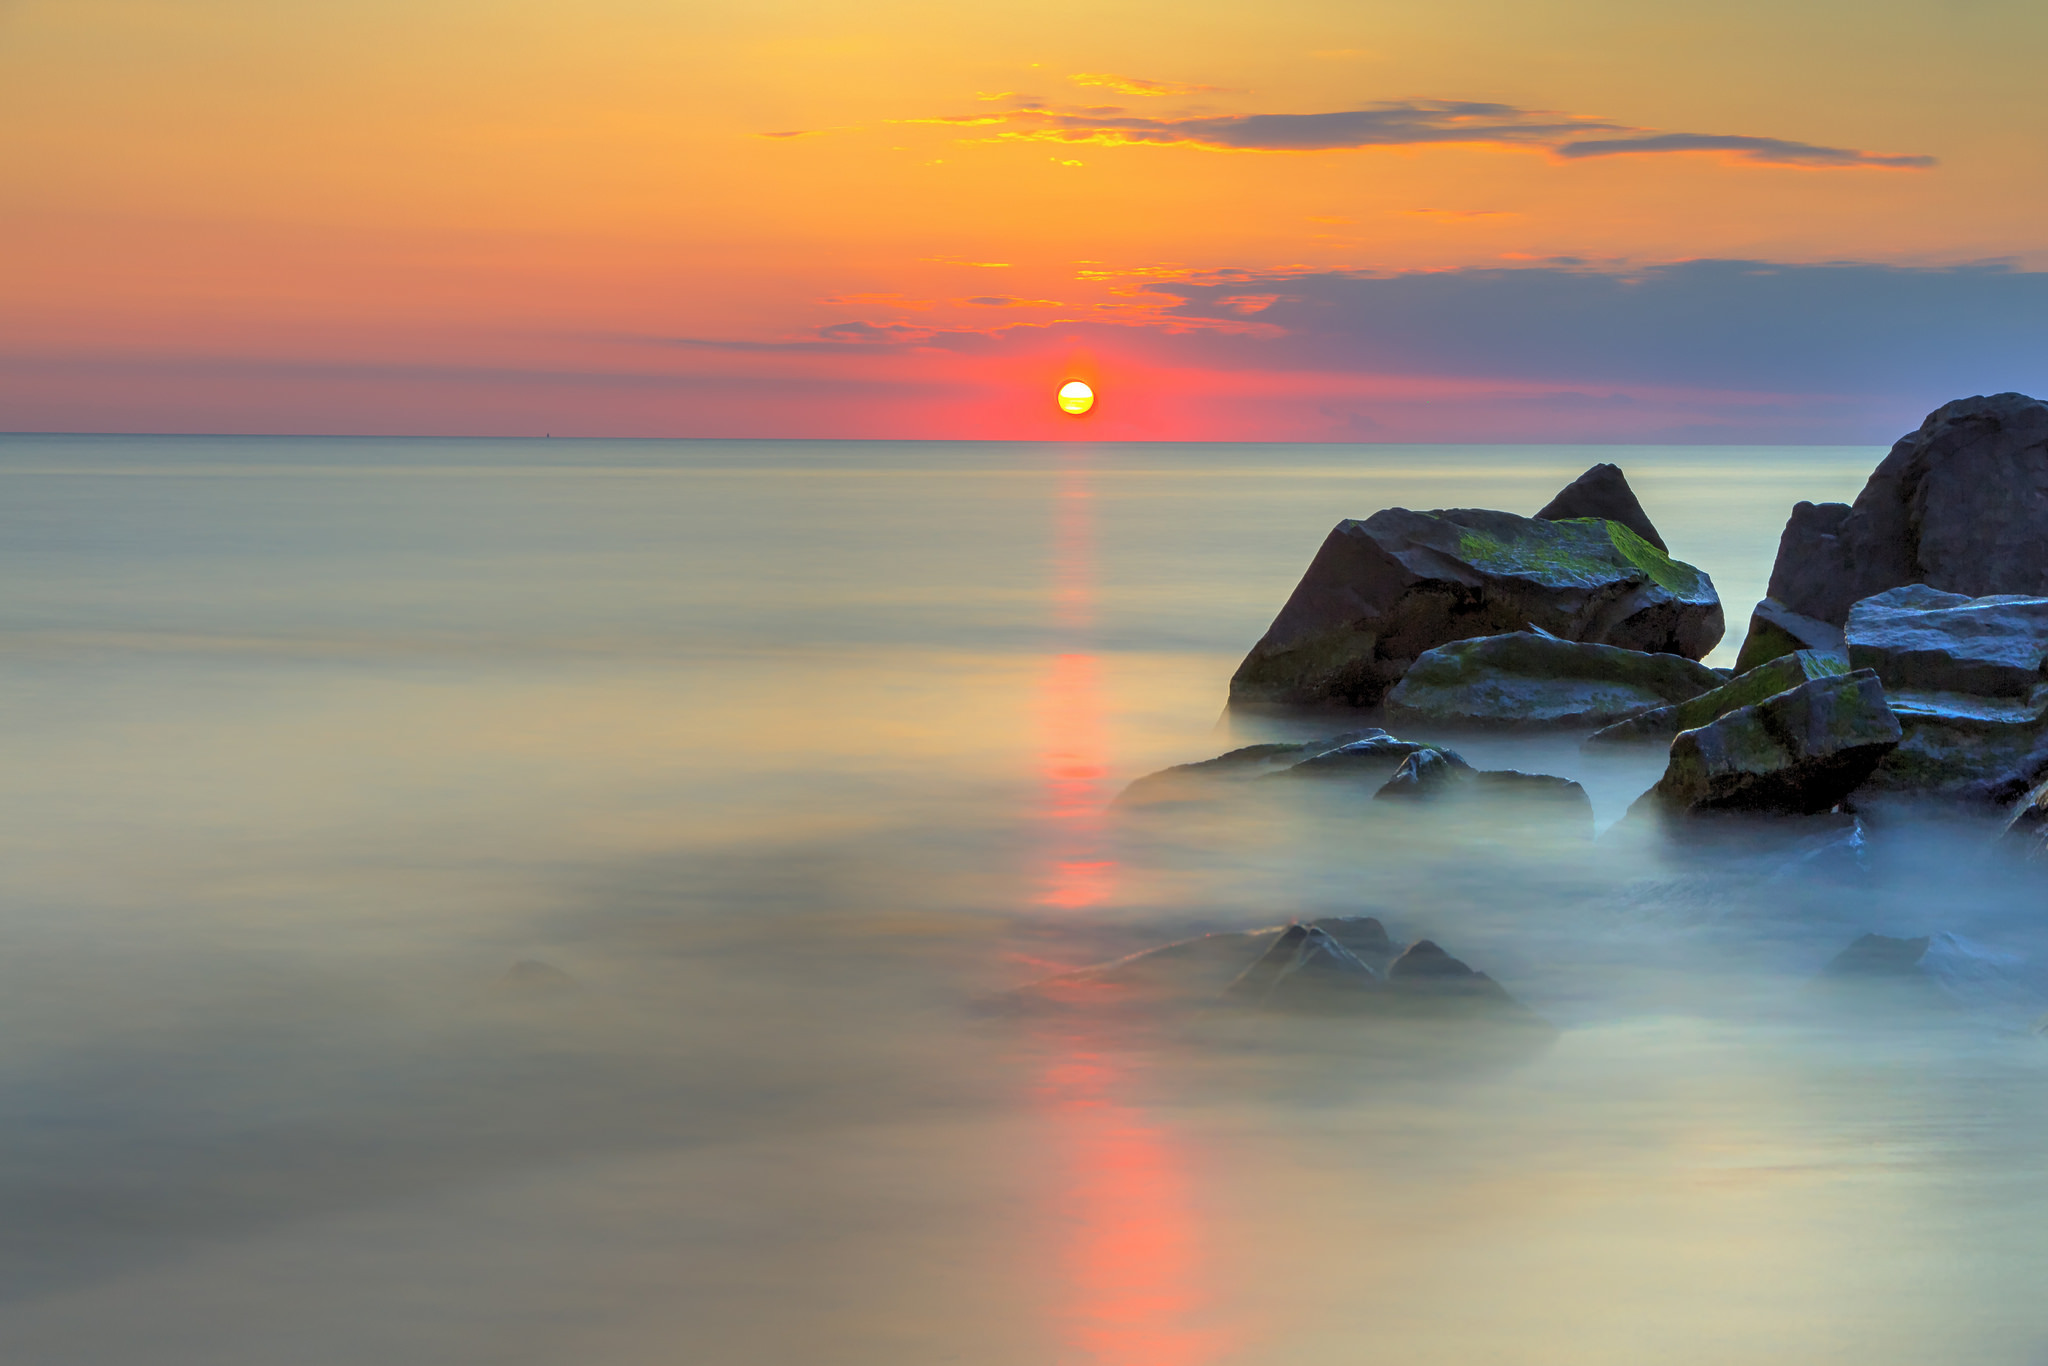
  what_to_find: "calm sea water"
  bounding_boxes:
[1,434,2045,1364]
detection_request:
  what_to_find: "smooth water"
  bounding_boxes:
[2,434,2046,1364]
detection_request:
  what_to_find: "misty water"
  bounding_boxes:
[3,434,2047,1363]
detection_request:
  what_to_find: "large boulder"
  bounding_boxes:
[1847,584,2048,696]
[1585,648,1847,745]
[1732,596,1847,673]
[1642,670,1901,815]
[1535,463,1668,551]
[1229,508,1724,709]
[1758,393,2048,627]
[1384,631,1723,728]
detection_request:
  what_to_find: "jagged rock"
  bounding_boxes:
[1585,649,1848,745]
[1226,924,1385,1012]
[1386,632,1723,728]
[1761,393,2048,626]
[1733,596,1848,673]
[1847,584,2048,696]
[1642,670,1901,815]
[1118,729,1386,804]
[2004,777,2048,859]
[1372,746,1477,800]
[1229,508,1724,709]
[1534,463,1668,551]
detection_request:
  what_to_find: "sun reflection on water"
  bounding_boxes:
[1027,447,1224,1365]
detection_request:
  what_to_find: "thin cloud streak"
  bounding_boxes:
[911,97,1933,169]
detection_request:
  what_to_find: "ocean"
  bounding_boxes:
[0,433,2044,1364]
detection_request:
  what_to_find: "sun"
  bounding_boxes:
[1057,380,1094,415]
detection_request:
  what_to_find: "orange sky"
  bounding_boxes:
[4,0,2046,439]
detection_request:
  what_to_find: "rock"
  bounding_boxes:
[1856,689,2048,804]
[1382,940,1551,1025]
[2003,777,2048,858]
[1814,931,2036,1013]
[1372,746,1477,801]
[1229,507,1725,709]
[1733,596,1848,673]
[1643,670,1902,815]
[1226,924,1385,1012]
[490,959,578,1001]
[1385,632,1723,728]
[1280,734,1465,784]
[1585,649,1848,745]
[1118,729,1387,804]
[1534,463,1669,551]
[1847,584,2048,697]
[1762,393,2048,626]
[1472,770,1596,830]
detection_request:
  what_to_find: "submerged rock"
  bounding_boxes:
[1229,507,1724,709]
[1282,735,1465,783]
[1760,392,2048,627]
[1009,918,1549,1034]
[1585,648,1848,745]
[1814,931,2037,1014]
[1643,670,1901,815]
[1372,746,1477,801]
[1847,584,2048,697]
[1732,596,1849,673]
[1118,730,1387,804]
[1385,631,1722,729]
[1534,462,1668,551]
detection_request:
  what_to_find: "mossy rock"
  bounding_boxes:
[1585,648,1849,745]
[1386,631,1722,729]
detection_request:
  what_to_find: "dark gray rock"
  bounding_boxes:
[1643,670,1901,815]
[1281,734,1462,783]
[1814,931,2036,1013]
[1118,729,1387,804]
[1733,596,1848,673]
[1847,584,2048,697]
[1857,690,2048,804]
[1534,462,1668,551]
[1229,507,1724,709]
[1372,746,1477,801]
[1585,649,1848,745]
[1226,924,1385,1012]
[1385,631,1722,728]
[1763,393,2048,627]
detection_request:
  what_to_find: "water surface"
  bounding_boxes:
[2,435,2044,1364]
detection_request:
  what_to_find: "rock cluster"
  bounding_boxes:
[1013,917,1552,1034]
[1228,471,1724,709]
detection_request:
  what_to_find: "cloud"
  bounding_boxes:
[1068,72,1232,97]
[914,97,1933,169]
[1556,133,1936,169]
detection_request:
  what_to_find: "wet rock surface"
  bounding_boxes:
[1229,506,1723,709]
[1763,392,2048,626]
[1585,648,1847,745]
[1733,595,1848,673]
[1643,670,1901,815]
[1534,462,1668,551]
[1386,631,1723,729]
[1847,584,2048,697]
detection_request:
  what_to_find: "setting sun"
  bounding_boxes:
[1057,381,1095,416]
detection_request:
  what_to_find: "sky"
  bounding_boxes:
[4,0,2047,442]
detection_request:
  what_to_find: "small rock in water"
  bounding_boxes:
[492,959,578,1000]
[1372,747,1476,801]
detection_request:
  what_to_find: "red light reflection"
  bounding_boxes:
[1025,446,1223,1365]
